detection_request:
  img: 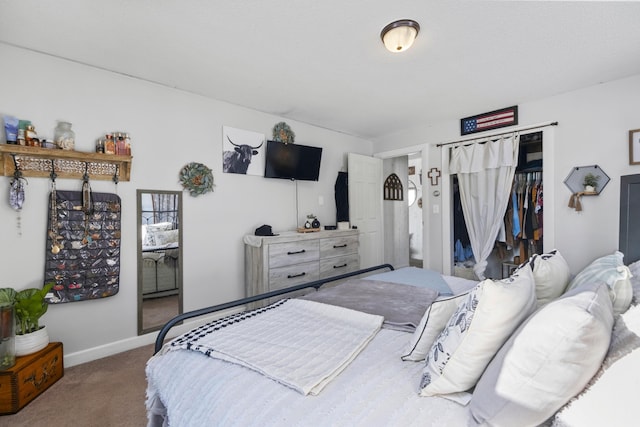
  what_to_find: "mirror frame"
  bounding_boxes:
[137,189,184,335]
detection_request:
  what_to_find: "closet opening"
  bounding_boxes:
[452,131,544,280]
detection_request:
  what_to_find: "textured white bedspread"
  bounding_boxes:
[146,328,471,427]
[161,298,383,395]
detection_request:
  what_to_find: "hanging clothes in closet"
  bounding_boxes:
[501,171,543,261]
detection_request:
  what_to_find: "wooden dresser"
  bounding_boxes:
[245,229,359,306]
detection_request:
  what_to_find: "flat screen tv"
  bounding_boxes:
[264,140,323,181]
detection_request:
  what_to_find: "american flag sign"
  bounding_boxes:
[460,106,518,135]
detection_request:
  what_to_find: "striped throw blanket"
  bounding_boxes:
[165,299,383,395]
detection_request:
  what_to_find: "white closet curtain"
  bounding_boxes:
[449,135,520,279]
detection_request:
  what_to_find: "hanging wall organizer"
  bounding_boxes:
[44,190,122,303]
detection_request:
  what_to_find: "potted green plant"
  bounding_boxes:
[0,283,52,356]
[583,173,600,193]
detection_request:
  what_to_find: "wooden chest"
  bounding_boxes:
[0,342,64,414]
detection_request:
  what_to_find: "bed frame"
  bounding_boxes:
[154,263,394,354]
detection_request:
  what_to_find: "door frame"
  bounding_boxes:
[375,144,430,269]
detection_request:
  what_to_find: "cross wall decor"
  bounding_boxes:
[427,168,441,186]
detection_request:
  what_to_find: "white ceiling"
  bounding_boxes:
[1,1,640,139]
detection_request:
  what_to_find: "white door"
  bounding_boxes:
[348,153,383,268]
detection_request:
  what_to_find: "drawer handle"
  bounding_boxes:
[333,244,347,248]
[287,272,307,279]
[333,263,348,269]
[287,249,306,255]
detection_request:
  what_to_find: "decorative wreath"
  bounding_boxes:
[179,162,214,197]
[272,122,295,144]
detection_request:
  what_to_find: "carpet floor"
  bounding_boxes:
[0,344,153,427]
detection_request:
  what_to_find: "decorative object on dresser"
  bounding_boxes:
[254,224,277,236]
[299,214,320,232]
[244,229,360,308]
[0,342,64,415]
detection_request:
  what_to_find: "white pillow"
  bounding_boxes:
[401,292,469,362]
[418,266,536,397]
[525,249,571,306]
[567,251,633,315]
[155,229,179,245]
[553,303,640,426]
[469,282,614,427]
[145,222,174,247]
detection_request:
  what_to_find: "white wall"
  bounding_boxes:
[374,74,640,275]
[0,44,372,364]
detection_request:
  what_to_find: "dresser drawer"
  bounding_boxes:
[320,253,360,279]
[269,240,320,268]
[320,235,359,258]
[269,261,320,291]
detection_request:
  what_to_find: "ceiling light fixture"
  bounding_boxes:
[380,19,420,53]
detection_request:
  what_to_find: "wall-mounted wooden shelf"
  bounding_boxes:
[0,145,132,182]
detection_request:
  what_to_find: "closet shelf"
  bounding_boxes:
[0,145,132,182]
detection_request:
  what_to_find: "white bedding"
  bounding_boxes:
[443,274,478,295]
[146,328,471,427]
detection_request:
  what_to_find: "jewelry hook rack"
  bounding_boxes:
[0,145,132,182]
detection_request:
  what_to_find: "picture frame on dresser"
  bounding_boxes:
[629,128,640,165]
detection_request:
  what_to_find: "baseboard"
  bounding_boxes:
[64,307,243,367]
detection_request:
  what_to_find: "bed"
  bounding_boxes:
[146,254,640,427]
[142,244,180,297]
[142,223,180,297]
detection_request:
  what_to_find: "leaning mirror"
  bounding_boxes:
[137,190,183,335]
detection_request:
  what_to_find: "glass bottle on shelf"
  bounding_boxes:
[25,125,40,147]
[116,133,125,155]
[54,121,75,150]
[104,133,116,154]
[95,138,105,153]
[124,133,131,155]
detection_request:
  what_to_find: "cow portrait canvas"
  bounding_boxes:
[222,126,266,176]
